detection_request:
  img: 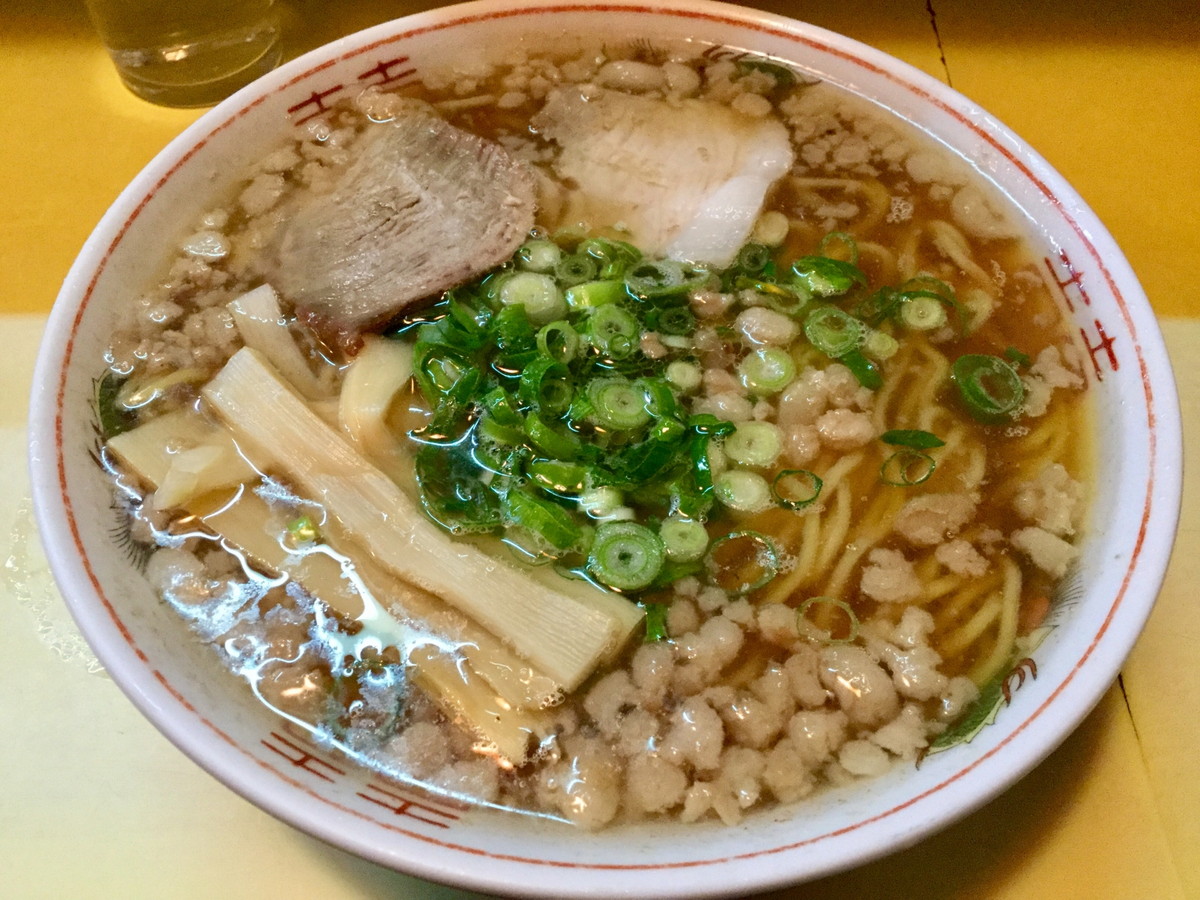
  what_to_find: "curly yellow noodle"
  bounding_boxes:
[896,224,922,281]
[968,557,1022,684]
[923,573,965,603]
[784,508,825,598]
[771,450,863,548]
[933,567,1004,631]
[787,176,892,235]
[765,477,855,604]
[821,491,904,599]
[927,220,996,287]
[914,552,941,582]
[854,240,899,285]
[815,481,854,575]
[940,595,1001,661]
[956,444,988,493]
[988,404,1075,506]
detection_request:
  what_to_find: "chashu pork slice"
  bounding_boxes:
[533,86,794,268]
[269,106,537,349]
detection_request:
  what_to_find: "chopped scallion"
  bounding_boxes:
[714,469,772,512]
[536,320,581,363]
[705,530,779,594]
[555,253,599,287]
[642,602,669,642]
[899,295,948,330]
[724,421,783,468]
[738,347,796,395]
[666,360,702,393]
[772,469,823,510]
[804,306,866,358]
[587,521,665,591]
[796,596,860,644]
[587,378,651,431]
[564,279,627,310]
[497,271,566,325]
[659,516,709,563]
[881,429,945,449]
[880,448,936,486]
[516,239,563,273]
[951,354,1025,423]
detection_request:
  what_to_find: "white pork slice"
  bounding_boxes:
[269,107,536,349]
[533,87,794,268]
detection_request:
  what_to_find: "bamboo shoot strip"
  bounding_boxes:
[203,348,641,689]
[105,410,566,710]
[409,644,554,764]
[228,284,330,400]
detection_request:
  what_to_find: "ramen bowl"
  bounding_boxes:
[28,0,1181,895]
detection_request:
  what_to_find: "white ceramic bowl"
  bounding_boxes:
[28,1,1182,895]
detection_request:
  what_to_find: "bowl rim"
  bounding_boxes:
[27,0,1183,895]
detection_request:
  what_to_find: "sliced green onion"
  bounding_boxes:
[518,357,573,415]
[1004,346,1032,368]
[587,378,651,431]
[705,530,779,594]
[881,429,945,449]
[564,279,627,310]
[516,239,562,273]
[804,306,866,358]
[579,237,642,279]
[951,354,1025,423]
[555,253,599,286]
[772,469,823,510]
[736,57,797,87]
[854,286,905,327]
[586,305,640,359]
[791,255,866,297]
[659,516,709,563]
[738,347,796,395]
[502,489,583,552]
[524,412,581,459]
[412,345,472,401]
[863,329,899,360]
[818,231,860,264]
[796,596,859,644]
[647,305,696,336]
[735,242,773,274]
[498,271,566,325]
[724,422,782,468]
[840,349,883,391]
[642,601,669,642]
[526,458,587,497]
[476,412,525,446]
[415,443,502,534]
[483,387,523,426]
[624,260,708,299]
[490,304,537,371]
[714,469,772,512]
[666,360,702,393]
[536,320,580,363]
[587,521,665,591]
[578,486,627,521]
[471,435,526,476]
[285,514,320,546]
[639,377,679,420]
[606,436,680,484]
[899,295,948,330]
[880,449,936,486]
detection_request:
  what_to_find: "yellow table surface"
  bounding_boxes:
[2,1,1197,897]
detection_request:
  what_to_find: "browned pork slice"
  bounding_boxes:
[270,108,537,350]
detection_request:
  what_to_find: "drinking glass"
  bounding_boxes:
[84,0,282,107]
